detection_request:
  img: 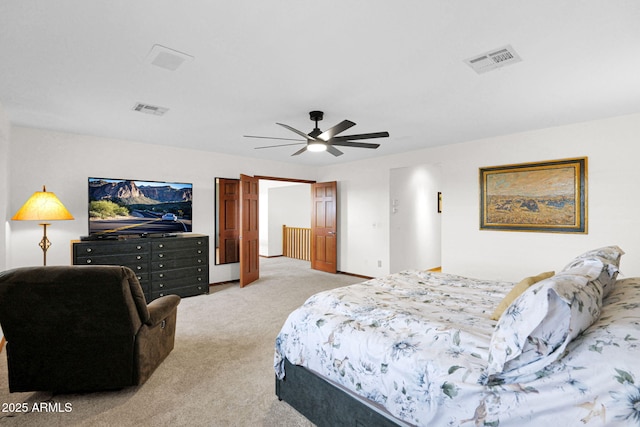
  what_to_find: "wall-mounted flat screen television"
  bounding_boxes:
[88,177,193,236]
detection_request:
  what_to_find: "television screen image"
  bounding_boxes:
[88,177,193,236]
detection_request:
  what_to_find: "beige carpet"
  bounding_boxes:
[0,257,365,427]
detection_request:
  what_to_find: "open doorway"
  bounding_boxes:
[214,176,337,286]
[259,178,338,275]
[259,179,311,261]
[214,177,311,267]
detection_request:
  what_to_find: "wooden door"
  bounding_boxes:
[239,174,259,287]
[311,181,338,273]
[218,178,240,264]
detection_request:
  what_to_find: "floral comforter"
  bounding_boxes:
[274,271,640,426]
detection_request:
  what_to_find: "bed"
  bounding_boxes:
[274,246,640,426]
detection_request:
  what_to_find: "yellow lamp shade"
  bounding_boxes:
[12,186,74,221]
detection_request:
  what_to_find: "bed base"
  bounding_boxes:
[276,358,403,427]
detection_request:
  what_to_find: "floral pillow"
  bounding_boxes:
[484,260,605,385]
[561,245,624,297]
[489,271,555,321]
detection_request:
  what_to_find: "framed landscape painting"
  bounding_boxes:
[479,157,587,233]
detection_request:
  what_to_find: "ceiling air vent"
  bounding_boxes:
[464,45,522,74]
[132,103,169,116]
[146,44,194,71]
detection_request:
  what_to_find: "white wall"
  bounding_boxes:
[317,162,392,276]
[268,184,310,256]
[7,126,315,282]
[0,104,9,271]
[5,113,640,282]
[438,114,640,281]
[320,113,640,280]
[389,164,442,273]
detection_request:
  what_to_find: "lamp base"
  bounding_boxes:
[39,223,51,266]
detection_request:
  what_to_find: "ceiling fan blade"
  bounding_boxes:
[291,146,307,156]
[254,142,306,149]
[244,135,305,142]
[330,141,380,149]
[326,145,344,157]
[332,131,390,142]
[317,120,356,141]
[277,123,316,141]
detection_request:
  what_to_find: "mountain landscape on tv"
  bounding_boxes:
[88,178,193,235]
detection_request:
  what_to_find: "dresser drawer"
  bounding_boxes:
[75,255,149,272]
[151,247,207,261]
[151,274,207,292]
[151,283,209,300]
[151,266,207,282]
[150,237,207,251]
[74,242,147,256]
[77,252,148,263]
[152,256,207,270]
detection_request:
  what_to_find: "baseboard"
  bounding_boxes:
[210,280,239,287]
[207,265,374,287]
[338,271,373,280]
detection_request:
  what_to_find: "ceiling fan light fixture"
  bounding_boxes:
[307,141,327,152]
[247,110,389,157]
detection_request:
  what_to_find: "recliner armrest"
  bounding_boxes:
[145,294,181,326]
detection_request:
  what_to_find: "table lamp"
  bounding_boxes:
[12,185,74,265]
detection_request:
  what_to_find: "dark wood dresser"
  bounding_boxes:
[72,234,209,301]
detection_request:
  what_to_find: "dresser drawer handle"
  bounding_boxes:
[136,245,142,250]
[158,244,164,248]
[197,268,202,272]
[136,255,142,260]
[159,264,164,268]
[197,250,202,254]
[159,283,164,288]
[158,254,164,258]
[159,293,164,297]
[197,241,203,245]
[86,248,92,253]
[137,266,142,270]
[197,277,202,282]
[86,259,92,264]
[198,259,202,263]
[159,273,164,278]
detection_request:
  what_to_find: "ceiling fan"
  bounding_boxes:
[245,111,390,157]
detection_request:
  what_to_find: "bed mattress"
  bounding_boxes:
[275,270,640,426]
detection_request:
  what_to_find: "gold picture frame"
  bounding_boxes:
[479,157,587,233]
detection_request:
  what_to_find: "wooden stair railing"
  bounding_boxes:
[282,225,311,261]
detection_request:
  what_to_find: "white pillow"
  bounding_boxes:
[484,261,605,385]
[562,245,624,297]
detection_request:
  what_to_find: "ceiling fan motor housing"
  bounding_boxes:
[309,110,324,122]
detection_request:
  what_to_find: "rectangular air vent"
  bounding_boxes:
[146,44,194,71]
[464,45,522,74]
[132,103,169,116]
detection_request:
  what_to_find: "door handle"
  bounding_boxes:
[327,231,336,235]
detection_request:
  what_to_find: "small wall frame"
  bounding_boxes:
[479,157,587,233]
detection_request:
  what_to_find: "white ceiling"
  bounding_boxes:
[1,1,639,166]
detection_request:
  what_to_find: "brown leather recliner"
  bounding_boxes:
[0,265,180,393]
